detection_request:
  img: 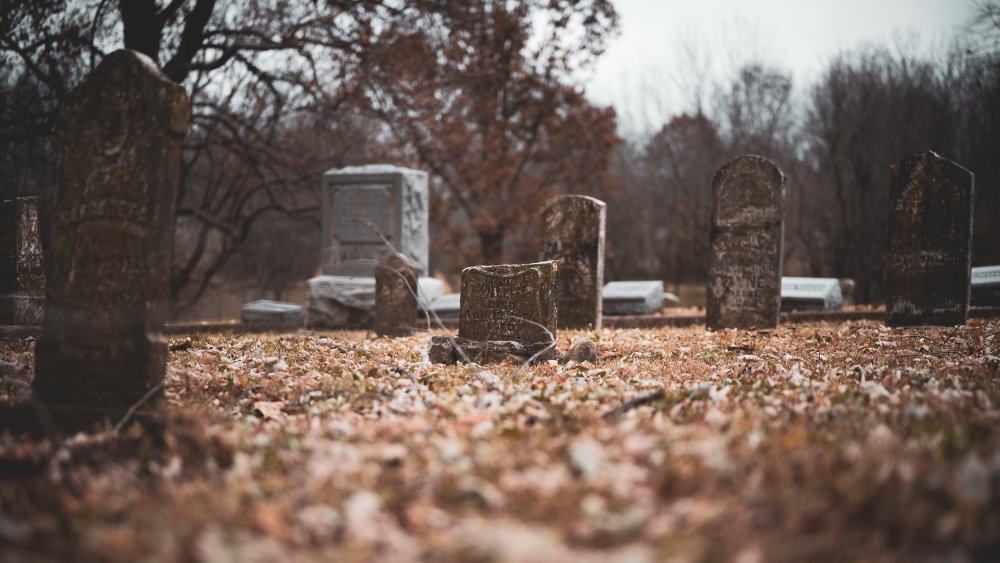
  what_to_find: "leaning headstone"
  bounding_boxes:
[707,155,785,330]
[241,300,304,331]
[971,266,1000,307]
[540,195,606,329]
[886,151,974,327]
[374,254,419,337]
[321,164,428,277]
[0,196,45,325]
[780,277,844,311]
[32,50,190,431]
[602,281,666,316]
[429,261,559,364]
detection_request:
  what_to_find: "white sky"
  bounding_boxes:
[584,0,978,135]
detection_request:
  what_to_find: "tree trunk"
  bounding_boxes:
[479,229,505,264]
[119,0,162,63]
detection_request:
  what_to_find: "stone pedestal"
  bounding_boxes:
[0,196,44,325]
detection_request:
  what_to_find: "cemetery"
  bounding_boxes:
[2,2,1000,562]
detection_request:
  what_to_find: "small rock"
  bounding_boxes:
[954,453,990,507]
[564,338,598,363]
[428,335,456,364]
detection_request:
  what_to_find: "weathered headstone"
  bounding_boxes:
[971,266,1000,307]
[780,277,843,311]
[459,261,559,346]
[602,281,667,316]
[32,50,190,430]
[321,164,428,277]
[540,195,605,329]
[374,254,419,337]
[707,155,785,330]
[0,196,44,325]
[429,261,559,364]
[241,300,304,331]
[886,151,974,327]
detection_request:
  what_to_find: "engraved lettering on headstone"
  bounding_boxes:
[32,50,190,431]
[886,151,974,326]
[707,155,785,330]
[459,261,558,352]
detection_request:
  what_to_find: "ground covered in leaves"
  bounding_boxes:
[2,320,1000,562]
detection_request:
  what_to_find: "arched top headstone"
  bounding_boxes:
[711,155,784,227]
[34,49,191,431]
[707,154,786,330]
[886,150,974,327]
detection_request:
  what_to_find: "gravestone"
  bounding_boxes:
[602,281,667,316]
[309,165,430,328]
[540,195,605,329]
[0,196,44,325]
[321,164,428,276]
[429,261,559,364]
[241,300,304,331]
[374,254,419,337]
[886,151,974,327]
[32,50,190,430]
[971,266,1000,307]
[707,155,785,330]
[780,277,843,311]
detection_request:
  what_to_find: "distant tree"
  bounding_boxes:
[360,0,621,267]
[805,48,958,302]
[0,1,405,312]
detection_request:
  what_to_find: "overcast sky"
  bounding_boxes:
[585,0,978,135]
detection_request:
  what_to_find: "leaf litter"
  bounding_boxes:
[1,320,999,561]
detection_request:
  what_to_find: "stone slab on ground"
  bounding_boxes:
[781,277,844,311]
[972,266,1000,307]
[307,275,443,329]
[602,281,666,316]
[241,300,305,331]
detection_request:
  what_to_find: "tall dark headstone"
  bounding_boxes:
[374,254,419,337]
[0,196,45,325]
[707,155,785,330]
[886,151,974,327]
[540,195,605,329]
[32,50,190,430]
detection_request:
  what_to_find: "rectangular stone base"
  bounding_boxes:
[0,293,44,325]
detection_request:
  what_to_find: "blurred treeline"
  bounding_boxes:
[1,1,998,313]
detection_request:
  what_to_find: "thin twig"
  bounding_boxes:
[603,390,666,419]
[113,380,166,434]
